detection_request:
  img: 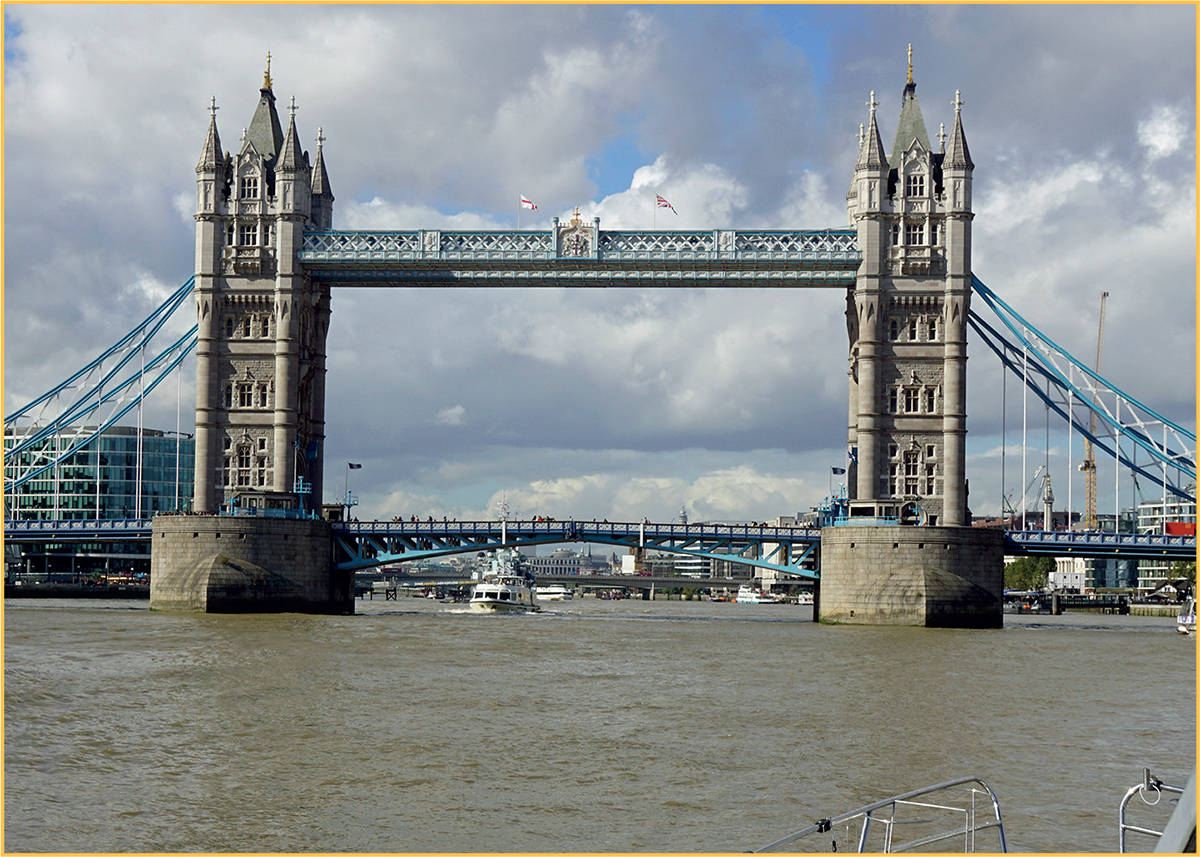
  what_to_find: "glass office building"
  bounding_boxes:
[4,425,194,520]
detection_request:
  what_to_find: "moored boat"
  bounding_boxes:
[736,583,778,603]
[533,583,574,601]
[1176,597,1195,635]
[469,547,540,613]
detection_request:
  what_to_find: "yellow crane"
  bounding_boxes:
[1079,291,1108,530]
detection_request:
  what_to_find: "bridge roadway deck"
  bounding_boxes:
[4,519,1194,563]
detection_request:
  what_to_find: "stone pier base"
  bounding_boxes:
[818,525,1004,628]
[150,516,353,614]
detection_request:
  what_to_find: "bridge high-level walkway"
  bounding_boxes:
[299,228,861,288]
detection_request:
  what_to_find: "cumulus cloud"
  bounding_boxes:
[436,405,467,427]
[1138,104,1187,161]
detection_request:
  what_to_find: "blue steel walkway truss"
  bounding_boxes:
[330,519,823,577]
[299,228,861,287]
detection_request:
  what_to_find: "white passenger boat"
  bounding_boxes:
[736,583,778,603]
[1176,597,1195,635]
[533,583,574,601]
[469,547,540,613]
[796,591,815,605]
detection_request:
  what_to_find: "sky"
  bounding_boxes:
[3,3,1196,526]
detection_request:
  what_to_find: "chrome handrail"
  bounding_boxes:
[755,776,1006,853]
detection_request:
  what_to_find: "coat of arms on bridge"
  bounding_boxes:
[556,207,595,258]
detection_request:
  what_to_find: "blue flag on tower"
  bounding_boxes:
[832,467,846,474]
[348,462,362,470]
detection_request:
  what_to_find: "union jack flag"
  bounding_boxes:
[656,193,677,214]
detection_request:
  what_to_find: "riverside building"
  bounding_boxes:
[4,425,194,520]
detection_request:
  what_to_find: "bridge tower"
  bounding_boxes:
[826,52,1003,627]
[845,51,972,527]
[192,62,334,515]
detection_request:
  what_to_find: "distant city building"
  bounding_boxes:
[523,548,610,576]
[1136,495,1197,597]
[1050,556,1137,592]
[4,426,194,520]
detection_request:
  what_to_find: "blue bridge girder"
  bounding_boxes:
[1001,528,1196,560]
[329,519,823,577]
[4,518,154,542]
[298,228,862,288]
[4,518,1193,565]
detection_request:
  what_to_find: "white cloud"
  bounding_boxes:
[1138,104,1187,161]
[436,405,467,427]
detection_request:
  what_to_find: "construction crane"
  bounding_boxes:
[1078,291,1108,530]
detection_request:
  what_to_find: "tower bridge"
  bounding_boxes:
[8,58,1193,624]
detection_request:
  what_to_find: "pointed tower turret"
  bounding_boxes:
[857,92,889,172]
[943,91,973,170]
[890,45,932,164]
[246,59,285,168]
[310,127,335,230]
[274,96,311,216]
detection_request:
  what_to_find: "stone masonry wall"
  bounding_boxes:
[150,515,352,614]
[818,525,1004,628]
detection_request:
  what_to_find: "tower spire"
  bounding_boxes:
[196,96,224,171]
[890,46,931,164]
[263,51,273,90]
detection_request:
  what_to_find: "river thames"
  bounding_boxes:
[4,596,1194,853]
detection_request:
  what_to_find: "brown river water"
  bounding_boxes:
[4,596,1195,852]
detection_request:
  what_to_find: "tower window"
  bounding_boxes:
[240,176,259,199]
[905,173,925,197]
[908,318,918,340]
[242,317,252,337]
[225,317,234,338]
[238,385,253,408]
[928,316,938,340]
[925,389,936,413]
[258,384,270,408]
[929,220,939,245]
[888,319,899,341]
[904,388,920,413]
[924,465,937,496]
[260,316,271,338]
[905,221,923,246]
[239,223,258,246]
[904,452,920,495]
[888,388,899,414]
[892,222,900,246]
[225,223,235,246]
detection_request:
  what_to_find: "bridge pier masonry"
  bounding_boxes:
[817,61,1004,627]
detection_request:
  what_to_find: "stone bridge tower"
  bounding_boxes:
[823,52,1003,627]
[192,64,334,514]
[844,51,973,528]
